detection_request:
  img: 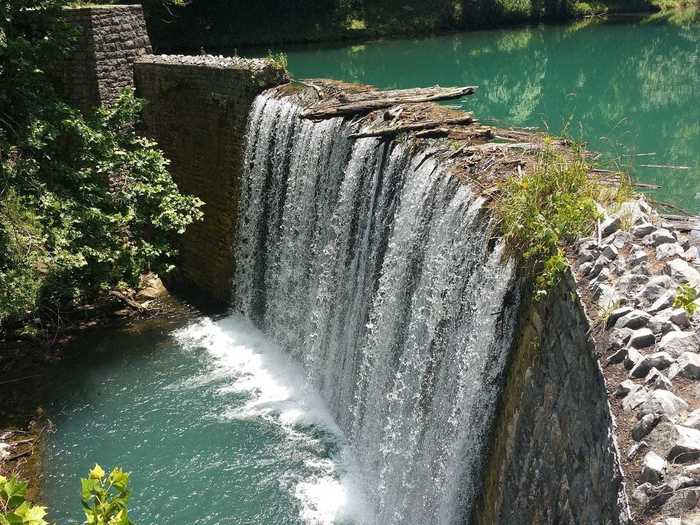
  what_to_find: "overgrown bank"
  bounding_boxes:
[98,0,690,52]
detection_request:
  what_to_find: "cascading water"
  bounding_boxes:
[233,91,522,525]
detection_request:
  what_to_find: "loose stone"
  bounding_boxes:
[640,450,667,484]
[670,352,700,380]
[683,409,700,431]
[615,309,651,330]
[606,306,634,328]
[652,228,677,247]
[644,367,673,390]
[624,346,644,369]
[629,249,648,266]
[637,391,688,419]
[658,331,700,358]
[666,258,700,287]
[649,291,676,315]
[632,414,662,441]
[630,353,674,378]
[633,222,655,238]
[601,215,622,237]
[656,243,685,261]
[629,328,656,349]
[615,379,640,398]
[669,308,690,329]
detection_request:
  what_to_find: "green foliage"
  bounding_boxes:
[266,50,288,70]
[673,284,698,315]
[494,143,602,299]
[0,475,48,525]
[0,0,203,332]
[1,466,136,525]
[81,465,134,525]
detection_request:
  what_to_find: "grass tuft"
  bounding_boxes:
[494,141,603,299]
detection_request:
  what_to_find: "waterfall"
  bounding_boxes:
[233,92,522,525]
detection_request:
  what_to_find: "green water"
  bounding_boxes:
[43,317,369,524]
[279,16,700,212]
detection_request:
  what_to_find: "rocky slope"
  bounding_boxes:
[574,198,700,524]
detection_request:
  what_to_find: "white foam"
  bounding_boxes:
[173,316,374,525]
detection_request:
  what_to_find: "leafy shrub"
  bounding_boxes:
[0,0,203,332]
[1,466,135,525]
[0,475,48,525]
[81,465,134,525]
[673,284,698,315]
[494,142,601,299]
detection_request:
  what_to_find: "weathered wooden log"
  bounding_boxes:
[415,128,450,138]
[302,86,477,119]
[349,115,473,139]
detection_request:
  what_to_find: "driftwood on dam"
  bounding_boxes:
[301,85,477,119]
[349,115,474,139]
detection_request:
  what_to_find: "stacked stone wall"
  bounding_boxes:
[57,6,152,112]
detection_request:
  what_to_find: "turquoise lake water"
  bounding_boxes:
[43,317,371,524]
[279,16,700,212]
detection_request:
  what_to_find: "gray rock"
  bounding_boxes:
[637,390,688,419]
[647,475,693,509]
[591,267,612,286]
[633,222,656,238]
[601,215,622,237]
[668,425,700,463]
[652,228,677,247]
[610,230,632,249]
[629,249,649,266]
[683,409,700,430]
[603,244,619,260]
[653,519,682,525]
[671,352,700,380]
[624,346,644,369]
[656,243,685,261]
[659,331,700,358]
[631,482,653,507]
[631,353,674,378]
[685,246,700,263]
[616,379,640,397]
[627,440,649,460]
[623,386,650,411]
[590,255,612,278]
[645,367,673,390]
[629,327,656,349]
[616,309,652,330]
[649,291,676,315]
[579,248,596,263]
[607,306,634,328]
[632,413,662,441]
[638,276,674,303]
[607,347,629,365]
[649,311,678,335]
[640,450,667,483]
[666,258,700,287]
[579,261,593,276]
[670,308,691,329]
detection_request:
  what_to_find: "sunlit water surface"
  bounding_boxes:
[267,16,700,212]
[43,317,371,525]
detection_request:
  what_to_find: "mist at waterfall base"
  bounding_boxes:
[44,91,521,525]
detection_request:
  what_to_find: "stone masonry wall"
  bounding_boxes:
[474,270,630,525]
[57,6,152,113]
[134,55,288,306]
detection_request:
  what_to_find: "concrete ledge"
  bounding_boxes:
[134,55,288,307]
